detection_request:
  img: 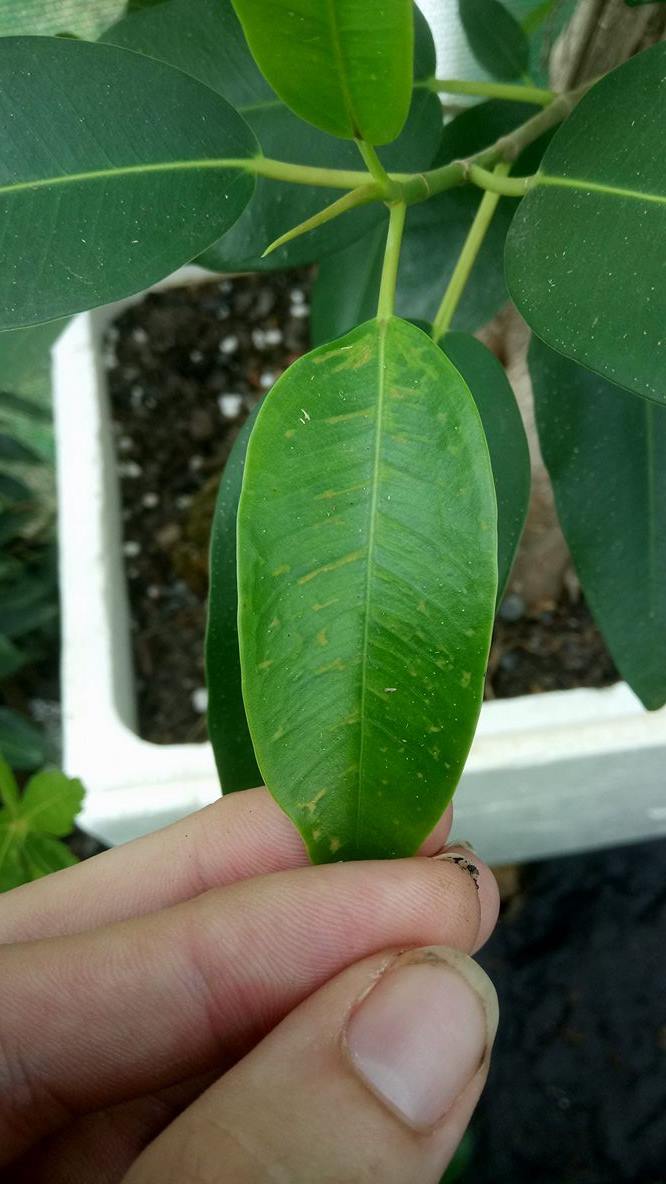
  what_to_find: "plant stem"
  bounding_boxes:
[427,77,555,106]
[377,202,407,322]
[244,77,594,203]
[431,162,511,342]
[402,79,592,204]
[467,164,531,196]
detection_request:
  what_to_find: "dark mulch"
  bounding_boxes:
[473,837,666,1184]
[106,273,617,746]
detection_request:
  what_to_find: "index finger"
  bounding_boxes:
[0,787,453,944]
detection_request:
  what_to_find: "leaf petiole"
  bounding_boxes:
[425,77,555,106]
[377,202,407,322]
[432,162,512,341]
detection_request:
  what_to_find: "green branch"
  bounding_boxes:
[432,163,511,342]
[426,77,555,107]
[377,202,407,322]
[242,78,594,206]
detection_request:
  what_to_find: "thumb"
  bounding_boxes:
[125,945,498,1184]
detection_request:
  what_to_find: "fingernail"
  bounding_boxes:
[344,947,498,1130]
[432,851,480,890]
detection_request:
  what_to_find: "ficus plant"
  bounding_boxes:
[0,0,664,864]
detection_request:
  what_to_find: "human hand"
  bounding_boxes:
[0,787,499,1183]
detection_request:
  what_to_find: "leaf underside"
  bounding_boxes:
[506,43,666,403]
[206,408,262,792]
[441,333,530,602]
[231,0,413,144]
[530,338,666,710]
[237,318,497,863]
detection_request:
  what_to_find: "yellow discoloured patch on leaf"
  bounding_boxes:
[330,837,342,854]
[272,563,290,577]
[312,597,339,612]
[324,408,372,425]
[257,659,274,671]
[298,548,365,585]
[302,787,327,815]
[316,628,328,647]
[316,656,346,674]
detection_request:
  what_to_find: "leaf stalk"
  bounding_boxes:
[432,162,512,341]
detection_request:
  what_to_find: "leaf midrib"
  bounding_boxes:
[355,319,387,847]
[0,157,251,197]
[538,173,666,206]
[325,0,359,136]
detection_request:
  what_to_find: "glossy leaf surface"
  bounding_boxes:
[530,337,666,709]
[311,100,543,343]
[237,319,497,863]
[507,45,666,403]
[0,37,257,329]
[459,0,529,79]
[106,0,441,271]
[206,408,262,793]
[442,333,530,601]
[231,0,413,144]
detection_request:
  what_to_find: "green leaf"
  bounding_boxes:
[0,749,20,813]
[506,44,666,404]
[530,337,666,710]
[0,36,258,330]
[104,0,441,272]
[206,408,262,792]
[19,768,84,835]
[231,0,413,144]
[0,709,46,770]
[21,832,78,879]
[0,390,52,422]
[237,318,497,863]
[1,575,57,639]
[0,432,41,464]
[442,333,530,601]
[0,506,32,545]
[0,472,32,501]
[0,824,29,893]
[459,0,529,80]
[0,634,25,679]
[311,100,543,344]
[0,320,68,392]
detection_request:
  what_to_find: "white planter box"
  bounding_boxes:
[53,271,666,864]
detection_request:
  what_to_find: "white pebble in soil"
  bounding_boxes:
[260,370,277,389]
[142,491,159,508]
[123,540,141,558]
[219,393,243,419]
[118,461,142,479]
[191,687,209,714]
[264,327,283,346]
[219,334,238,355]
